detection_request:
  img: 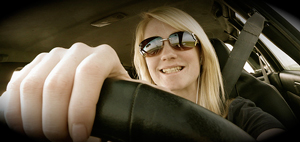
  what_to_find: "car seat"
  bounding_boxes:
[210,38,299,130]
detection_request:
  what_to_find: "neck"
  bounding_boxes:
[171,79,199,103]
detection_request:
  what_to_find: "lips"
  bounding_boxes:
[160,66,184,74]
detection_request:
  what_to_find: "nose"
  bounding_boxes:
[160,40,177,61]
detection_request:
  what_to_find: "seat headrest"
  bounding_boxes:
[210,38,230,71]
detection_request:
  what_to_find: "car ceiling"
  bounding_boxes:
[0,0,230,67]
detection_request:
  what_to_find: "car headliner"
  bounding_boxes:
[0,0,230,67]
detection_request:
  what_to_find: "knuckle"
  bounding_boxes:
[6,80,20,92]
[44,74,70,93]
[73,98,96,111]
[95,44,115,53]
[95,44,119,63]
[75,44,120,77]
[76,61,100,77]
[49,47,66,54]
[70,42,89,51]
[97,43,111,49]
[72,42,87,47]
[68,42,94,56]
[35,52,48,60]
[20,76,43,96]
[48,47,67,60]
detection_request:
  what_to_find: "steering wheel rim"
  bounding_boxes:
[91,79,255,142]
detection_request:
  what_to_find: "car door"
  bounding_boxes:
[227,0,300,120]
[251,1,300,120]
[259,32,300,120]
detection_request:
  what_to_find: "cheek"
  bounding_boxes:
[185,48,200,63]
[184,49,201,74]
[145,58,159,80]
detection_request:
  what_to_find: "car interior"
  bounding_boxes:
[1,0,300,141]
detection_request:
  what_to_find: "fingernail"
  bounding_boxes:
[72,123,88,142]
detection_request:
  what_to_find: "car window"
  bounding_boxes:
[259,34,300,70]
[236,13,300,71]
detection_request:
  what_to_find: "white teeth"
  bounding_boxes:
[161,66,183,74]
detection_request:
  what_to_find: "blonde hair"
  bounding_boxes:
[133,7,226,116]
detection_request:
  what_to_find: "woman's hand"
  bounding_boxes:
[0,43,131,141]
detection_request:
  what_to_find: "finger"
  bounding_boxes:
[87,136,101,142]
[42,43,95,141]
[0,92,9,124]
[5,53,46,134]
[68,45,128,141]
[20,47,66,140]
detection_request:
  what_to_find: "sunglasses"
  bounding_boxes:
[139,31,199,57]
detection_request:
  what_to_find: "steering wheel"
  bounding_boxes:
[91,79,255,142]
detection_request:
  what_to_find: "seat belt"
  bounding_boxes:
[222,12,266,98]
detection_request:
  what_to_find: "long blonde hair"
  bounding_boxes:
[133,7,226,116]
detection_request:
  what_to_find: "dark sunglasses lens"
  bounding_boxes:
[140,37,163,56]
[169,32,197,50]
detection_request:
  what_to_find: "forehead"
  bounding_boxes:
[144,19,179,39]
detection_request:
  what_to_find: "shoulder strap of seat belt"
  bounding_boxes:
[222,12,266,98]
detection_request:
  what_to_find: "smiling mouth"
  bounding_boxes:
[160,66,184,74]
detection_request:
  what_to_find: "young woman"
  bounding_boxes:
[0,6,284,141]
[134,7,226,117]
